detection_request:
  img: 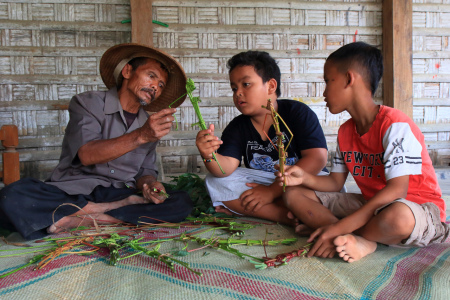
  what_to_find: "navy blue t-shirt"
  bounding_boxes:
[218,99,327,172]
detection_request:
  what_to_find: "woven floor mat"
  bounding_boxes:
[1,219,449,300]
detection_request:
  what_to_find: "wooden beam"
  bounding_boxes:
[0,125,20,185]
[382,0,413,118]
[130,0,154,46]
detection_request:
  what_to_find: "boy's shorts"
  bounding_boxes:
[205,168,277,215]
[206,167,329,215]
[315,191,450,247]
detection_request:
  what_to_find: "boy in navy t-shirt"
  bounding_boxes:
[195,51,328,225]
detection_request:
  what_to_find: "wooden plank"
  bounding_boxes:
[0,73,330,84]
[2,0,128,4]
[0,20,382,36]
[413,51,450,59]
[413,74,450,83]
[152,1,381,11]
[0,74,102,85]
[152,24,381,35]
[0,100,70,111]
[383,0,413,118]
[2,0,382,11]
[130,0,153,45]
[11,138,450,164]
[0,46,108,56]
[413,28,450,36]
[0,46,335,58]
[0,19,131,31]
[413,98,450,106]
[412,4,450,13]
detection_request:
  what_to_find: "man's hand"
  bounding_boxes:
[195,124,222,159]
[306,224,341,258]
[139,108,177,143]
[275,165,306,186]
[142,181,168,204]
[240,183,275,212]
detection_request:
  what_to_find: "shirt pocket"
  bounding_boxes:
[108,147,149,180]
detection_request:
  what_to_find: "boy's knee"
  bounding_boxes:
[204,173,228,191]
[283,186,308,209]
[377,202,415,234]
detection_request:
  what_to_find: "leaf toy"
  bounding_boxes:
[261,99,294,192]
[186,78,225,174]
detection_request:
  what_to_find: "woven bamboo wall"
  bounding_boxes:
[0,0,449,182]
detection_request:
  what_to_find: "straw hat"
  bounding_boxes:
[100,43,187,112]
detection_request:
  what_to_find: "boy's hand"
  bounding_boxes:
[142,181,167,204]
[275,165,306,186]
[306,224,341,258]
[240,183,274,212]
[195,124,223,158]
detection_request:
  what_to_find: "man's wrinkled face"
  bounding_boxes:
[125,58,169,106]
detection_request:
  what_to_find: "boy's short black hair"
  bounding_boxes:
[327,42,383,96]
[227,51,281,97]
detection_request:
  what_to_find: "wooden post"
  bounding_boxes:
[130,0,154,46]
[0,125,20,185]
[382,0,413,118]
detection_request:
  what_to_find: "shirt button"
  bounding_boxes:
[110,169,115,174]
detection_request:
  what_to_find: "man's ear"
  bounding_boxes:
[121,64,132,80]
[267,78,278,95]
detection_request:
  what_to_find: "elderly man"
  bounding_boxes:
[0,43,193,240]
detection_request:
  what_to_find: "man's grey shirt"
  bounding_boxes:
[46,87,158,195]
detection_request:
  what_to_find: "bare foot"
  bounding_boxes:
[287,211,300,227]
[287,211,296,221]
[294,224,314,236]
[47,196,147,234]
[214,205,235,216]
[287,211,313,236]
[47,213,121,234]
[334,234,377,263]
[125,195,149,205]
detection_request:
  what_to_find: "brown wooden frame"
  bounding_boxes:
[383,0,413,118]
[0,125,20,185]
[130,0,154,46]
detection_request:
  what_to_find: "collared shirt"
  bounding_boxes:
[46,87,158,195]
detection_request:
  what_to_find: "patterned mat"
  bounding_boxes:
[1,220,449,300]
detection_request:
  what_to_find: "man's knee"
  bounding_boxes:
[0,178,34,208]
[169,190,193,214]
[1,177,40,195]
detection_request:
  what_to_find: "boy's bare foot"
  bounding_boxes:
[214,205,235,216]
[287,211,313,236]
[294,224,314,236]
[334,234,377,263]
[287,211,296,221]
[47,195,148,234]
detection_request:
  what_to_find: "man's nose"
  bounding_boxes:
[150,81,158,92]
